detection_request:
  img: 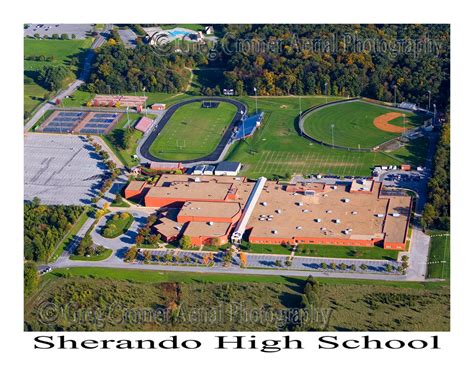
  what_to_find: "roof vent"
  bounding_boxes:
[326,210,333,214]
[315,218,322,223]
[272,230,278,234]
[208,221,214,226]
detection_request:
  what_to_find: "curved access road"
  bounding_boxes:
[139,97,247,164]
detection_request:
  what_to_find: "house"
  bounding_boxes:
[214,161,242,176]
[204,26,214,35]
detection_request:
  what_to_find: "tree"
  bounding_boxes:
[329,262,337,270]
[360,263,368,271]
[320,262,328,270]
[124,246,138,262]
[285,258,292,267]
[340,263,347,270]
[240,252,247,267]
[180,235,192,250]
[275,259,283,267]
[24,262,39,297]
[143,250,152,263]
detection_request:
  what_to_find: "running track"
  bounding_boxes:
[139,97,247,163]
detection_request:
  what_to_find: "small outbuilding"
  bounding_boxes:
[214,161,242,176]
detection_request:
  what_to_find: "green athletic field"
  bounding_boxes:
[303,100,427,148]
[149,101,237,161]
[427,233,450,279]
[226,96,429,178]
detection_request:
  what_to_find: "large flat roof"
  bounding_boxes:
[247,181,410,243]
[184,221,231,238]
[179,201,241,219]
[147,181,233,201]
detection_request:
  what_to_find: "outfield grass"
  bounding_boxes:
[427,233,450,279]
[226,96,422,178]
[149,101,237,160]
[303,100,425,148]
[23,38,93,115]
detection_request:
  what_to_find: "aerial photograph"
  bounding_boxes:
[23,24,450,332]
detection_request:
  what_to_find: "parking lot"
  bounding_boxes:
[24,24,93,39]
[24,133,108,205]
[117,28,137,48]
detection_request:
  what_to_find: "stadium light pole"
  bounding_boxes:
[331,124,335,149]
[126,106,130,128]
[143,86,147,116]
[433,104,437,125]
[254,87,258,113]
[427,90,431,112]
[393,85,397,107]
[325,82,328,104]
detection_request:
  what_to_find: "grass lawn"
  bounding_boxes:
[111,195,131,208]
[101,113,156,168]
[23,38,93,115]
[303,100,427,148]
[49,209,90,262]
[69,248,113,261]
[384,136,430,167]
[427,233,450,279]
[245,243,398,260]
[101,212,134,238]
[46,266,447,289]
[149,101,237,160]
[226,96,425,178]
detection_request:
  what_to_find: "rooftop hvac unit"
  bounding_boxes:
[194,177,201,182]
[296,226,302,230]
[343,198,350,203]
[276,209,282,214]
[326,210,332,214]
[323,194,328,197]
[334,219,341,224]
[315,218,322,223]
[352,211,358,215]
[303,209,310,213]
[343,230,349,235]
[262,202,268,206]
[321,227,327,231]
[392,213,400,217]
[208,221,214,226]
[297,202,304,206]
[332,185,338,190]
[376,214,385,218]
[272,230,278,234]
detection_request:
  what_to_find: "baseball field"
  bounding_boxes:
[225,96,430,178]
[148,101,237,161]
[302,100,428,149]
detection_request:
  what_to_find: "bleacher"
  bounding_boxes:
[233,112,264,140]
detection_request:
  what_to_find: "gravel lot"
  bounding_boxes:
[24,134,107,205]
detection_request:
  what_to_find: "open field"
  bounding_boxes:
[427,233,450,279]
[226,96,429,178]
[303,100,427,148]
[149,101,237,160]
[25,273,449,331]
[24,38,93,115]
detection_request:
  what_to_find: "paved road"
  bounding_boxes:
[406,226,430,280]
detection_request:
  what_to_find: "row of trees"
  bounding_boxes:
[24,198,84,262]
[422,119,450,230]
[85,43,192,94]
[216,24,450,109]
[37,65,72,91]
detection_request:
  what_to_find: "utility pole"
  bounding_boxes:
[143,86,147,115]
[126,106,130,128]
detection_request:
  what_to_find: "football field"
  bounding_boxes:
[149,101,237,161]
